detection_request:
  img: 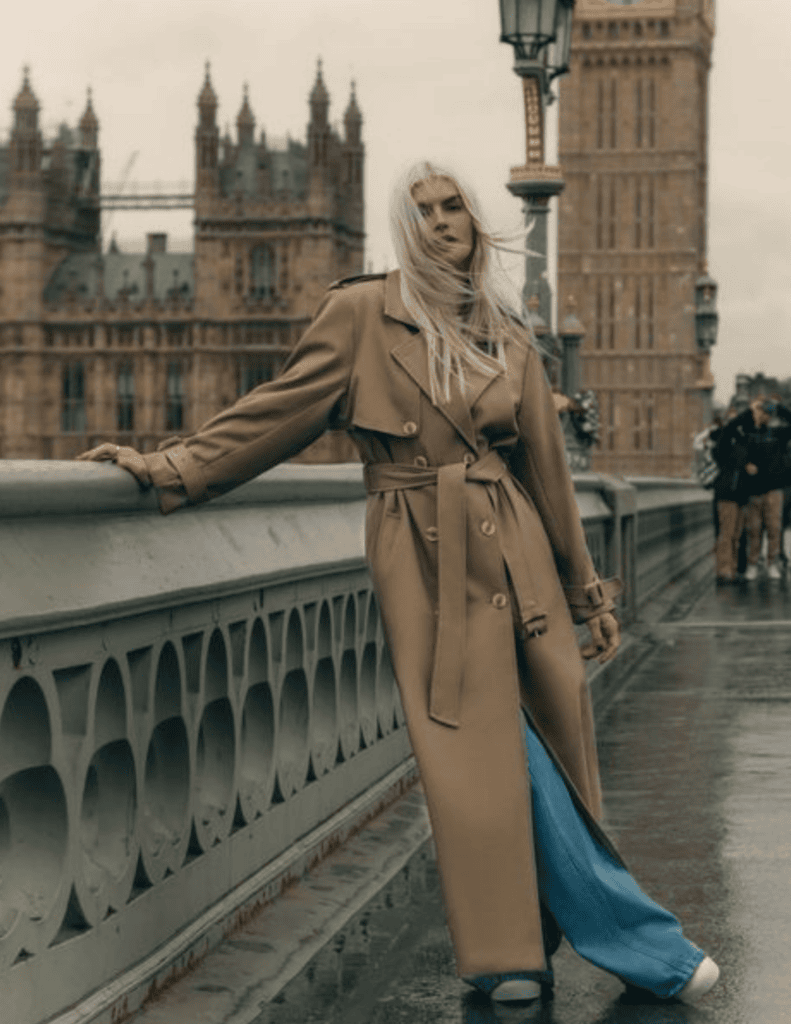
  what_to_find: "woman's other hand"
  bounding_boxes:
[580,611,620,664]
[745,463,758,475]
[75,443,153,488]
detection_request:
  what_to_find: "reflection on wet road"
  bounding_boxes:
[262,574,791,1024]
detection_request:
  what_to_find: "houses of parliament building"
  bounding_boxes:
[0,62,363,460]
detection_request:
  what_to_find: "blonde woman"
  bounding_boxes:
[78,162,718,1006]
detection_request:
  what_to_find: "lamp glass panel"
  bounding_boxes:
[500,0,558,45]
[552,2,574,71]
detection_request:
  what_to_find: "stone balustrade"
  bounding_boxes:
[0,461,712,1024]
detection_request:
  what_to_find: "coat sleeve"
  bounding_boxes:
[507,343,620,624]
[141,287,357,514]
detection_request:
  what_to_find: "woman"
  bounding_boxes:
[78,162,718,1006]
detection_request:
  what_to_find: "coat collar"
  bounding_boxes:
[385,271,505,452]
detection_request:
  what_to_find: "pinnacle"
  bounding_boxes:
[14,65,39,111]
[198,60,217,107]
[310,57,329,106]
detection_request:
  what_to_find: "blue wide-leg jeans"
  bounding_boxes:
[522,711,704,998]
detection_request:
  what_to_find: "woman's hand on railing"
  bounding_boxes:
[580,611,620,664]
[75,443,153,489]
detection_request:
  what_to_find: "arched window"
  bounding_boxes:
[250,245,276,300]
[117,362,135,431]
[62,362,86,433]
[166,362,184,431]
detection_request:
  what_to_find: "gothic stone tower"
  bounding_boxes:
[0,70,100,457]
[192,61,363,461]
[0,64,363,461]
[557,0,716,476]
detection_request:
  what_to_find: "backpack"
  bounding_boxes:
[692,427,720,489]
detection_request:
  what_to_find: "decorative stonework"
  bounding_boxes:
[576,0,676,16]
[523,76,545,165]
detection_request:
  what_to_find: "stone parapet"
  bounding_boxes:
[0,464,712,1024]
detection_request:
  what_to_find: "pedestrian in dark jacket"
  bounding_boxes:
[710,407,749,582]
[716,397,791,579]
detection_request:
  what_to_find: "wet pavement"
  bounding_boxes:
[131,562,791,1024]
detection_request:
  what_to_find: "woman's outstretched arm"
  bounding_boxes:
[77,287,357,513]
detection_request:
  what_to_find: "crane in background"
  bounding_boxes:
[101,150,138,251]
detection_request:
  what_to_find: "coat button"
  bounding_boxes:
[463,453,475,466]
[403,421,418,436]
[425,526,439,542]
[492,593,508,609]
[414,455,428,467]
[481,520,496,536]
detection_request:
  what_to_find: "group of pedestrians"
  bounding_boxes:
[696,396,791,584]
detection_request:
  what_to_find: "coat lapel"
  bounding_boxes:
[384,271,504,453]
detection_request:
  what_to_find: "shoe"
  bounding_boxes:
[744,564,759,580]
[463,974,543,1003]
[767,562,782,580]
[677,956,720,1004]
[491,979,542,1003]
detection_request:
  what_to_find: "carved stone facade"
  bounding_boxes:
[557,0,716,476]
[0,63,363,461]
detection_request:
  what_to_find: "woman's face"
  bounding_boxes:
[411,176,475,271]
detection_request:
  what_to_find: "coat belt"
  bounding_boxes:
[364,449,528,730]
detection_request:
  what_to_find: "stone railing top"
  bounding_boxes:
[0,461,367,519]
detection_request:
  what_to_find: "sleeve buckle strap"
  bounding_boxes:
[564,577,622,608]
[164,444,209,504]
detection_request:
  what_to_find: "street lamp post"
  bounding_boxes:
[499,0,598,468]
[499,0,574,328]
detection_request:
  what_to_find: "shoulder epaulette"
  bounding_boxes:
[328,273,388,291]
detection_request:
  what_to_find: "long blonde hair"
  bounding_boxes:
[389,160,533,404]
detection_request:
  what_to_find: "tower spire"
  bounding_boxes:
[236,82,255,146]
[79,86,99,148]
[309,56,329,124]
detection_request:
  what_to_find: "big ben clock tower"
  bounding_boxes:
[557,0,717,476]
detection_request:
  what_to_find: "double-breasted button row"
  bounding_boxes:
[480,520,496,537]
[403,421,418,436]
[492,593,509,609]
[414,455,428,468]
[425,526,439,542]
[463,453,475,466]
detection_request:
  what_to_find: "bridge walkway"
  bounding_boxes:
[127,559,791,1024]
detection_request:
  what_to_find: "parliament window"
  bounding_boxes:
[609,80,618,149]
[237,357,279,397]
[647,178,656,248]
[62,362,86,433]
[596,81,605,149]
[117,362,135,431]
[608,179,618,249]
[646,277,655,348]
[634,181,643,248]
[250,246,276,301]
[607,280,616,349]
[166,362,184,431]
[595,178,617,250]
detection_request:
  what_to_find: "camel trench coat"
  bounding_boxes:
[137,270,621,977]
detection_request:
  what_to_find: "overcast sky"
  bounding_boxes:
[2,0,789,406]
